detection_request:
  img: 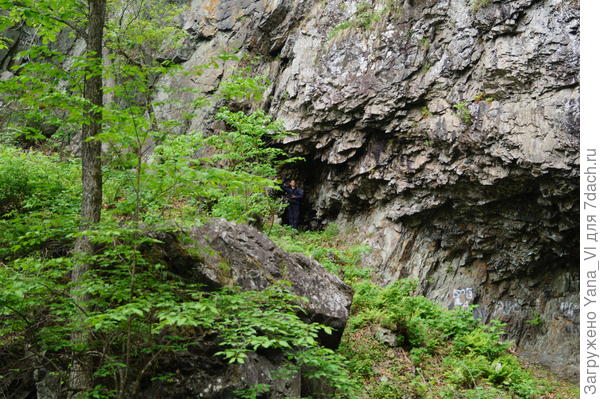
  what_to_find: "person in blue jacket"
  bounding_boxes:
[283,180,303,229]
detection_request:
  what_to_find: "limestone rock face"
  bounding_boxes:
[156,0,579,378]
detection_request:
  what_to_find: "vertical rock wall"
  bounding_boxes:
[155,0,579,378]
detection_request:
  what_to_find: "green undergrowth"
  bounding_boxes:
[269,223,372,283]
[0,146,357,398]
[0,145,578,398]
[0,146,81,260]
[270,226,579,399]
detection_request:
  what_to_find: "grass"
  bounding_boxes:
[327,2,384,40]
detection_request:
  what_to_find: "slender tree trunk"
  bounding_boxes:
[69,0,106,396]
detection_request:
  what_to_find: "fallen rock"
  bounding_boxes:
[142,218,353,398]
[148,218,353,348]
[374,326,399,347]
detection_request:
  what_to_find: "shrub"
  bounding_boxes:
[0,145,79,216]
[454,101,473,125]
[453,321,510,360]
[0,145,80,260]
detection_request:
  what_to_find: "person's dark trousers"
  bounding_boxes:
[287,204,300,229]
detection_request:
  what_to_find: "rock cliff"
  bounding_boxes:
[155,0,580,378]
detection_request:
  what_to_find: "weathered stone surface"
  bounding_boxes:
[142,218,352,398]
[150,218,353,347]
[33,368,60,399]
[155,0,579,379]
[374,327,398,347]
[143,347,302,399]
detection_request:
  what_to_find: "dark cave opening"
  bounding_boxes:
[278,155,343,232]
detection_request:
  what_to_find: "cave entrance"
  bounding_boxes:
[278,157,341,232]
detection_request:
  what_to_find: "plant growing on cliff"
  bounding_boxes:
[525,310,543,326]
[421,105,432,119]
[328,1,384,39]
[454,101,473,125]
[472,0,492,11]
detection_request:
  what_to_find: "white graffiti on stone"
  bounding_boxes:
[559,302,578,318]
[452,288,474,308]
[495,301,520,315]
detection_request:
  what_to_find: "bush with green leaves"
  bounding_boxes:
[197,108,302,224]
[0,145,80,261]
[454,101,473,125]
[0,145,80,216]
[341,279,545,398]
[0,219,359,398]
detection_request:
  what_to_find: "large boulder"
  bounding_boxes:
[150,218,352,348]
[142,219,352,398]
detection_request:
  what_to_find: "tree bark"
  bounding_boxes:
[69,0,106,397]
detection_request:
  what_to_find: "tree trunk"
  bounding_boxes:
[69,0,106,397]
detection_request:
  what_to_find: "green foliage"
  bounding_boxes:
[269,224,372,282]
[328,2,383,39]
[328,21,354,39]
[96,71,297,226]
[0,2,316,396]
[179,108,299,224]
[0,0,85,47]
[344,337,387,379]
[343,279,546,398]
[453,321,511,360]
[472,0,492,11]
[355,2,381,29]
[0,218,358,397]
[234,383,270,399]
[219,68,270,102]
[420,61,432,73]
[210,108,296,175]
[474,93,495,103]
[421,105,432,118]
[105,0,187,65]
[0,45,90,148]
[526,310,543,326]
[454,101,473,125]
[0,145,80,259]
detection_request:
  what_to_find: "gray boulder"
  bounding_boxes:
[150,218,352,348]
[140,218,352,398]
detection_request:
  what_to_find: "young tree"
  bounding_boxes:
[0,0,106,395]
[70,1,107,396]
